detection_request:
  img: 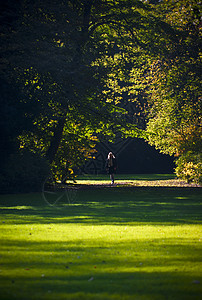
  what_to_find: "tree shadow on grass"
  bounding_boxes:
[0,187,201,299]
[0,237,201,300]
[1,271,201,300]
[0,187,201,225]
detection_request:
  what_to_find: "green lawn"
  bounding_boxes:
[75,174,176,181]
[0,180,202,299]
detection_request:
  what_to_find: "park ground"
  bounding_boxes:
[0,174,201,300]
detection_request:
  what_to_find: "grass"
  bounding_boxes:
[73,174,176,185]
[0,175,202,300]
[66,174,199,187]
[75,174,176,181]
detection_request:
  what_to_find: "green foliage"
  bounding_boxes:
[175,152,202,185]
[51,121,98,182]
[1,0,150,185]
[1,0,201,186]
[145,0,202,183]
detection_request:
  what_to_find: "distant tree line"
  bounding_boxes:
[0,0,201,192]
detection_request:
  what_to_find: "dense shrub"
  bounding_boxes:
[0,151,50,193]
[175,152,202,185]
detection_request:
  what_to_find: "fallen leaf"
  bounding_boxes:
[88,277,94,281]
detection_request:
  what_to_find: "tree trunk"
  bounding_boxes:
[46,117,66,163]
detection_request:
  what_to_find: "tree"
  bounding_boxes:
[1,0,149,186]
[2,0,196,189]
[145,0,202,183]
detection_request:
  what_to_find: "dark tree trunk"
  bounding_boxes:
[46,117,66,163]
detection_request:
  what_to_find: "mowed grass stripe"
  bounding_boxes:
[0,185,201,300]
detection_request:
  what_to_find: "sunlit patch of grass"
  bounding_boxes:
[73,174,200,188]
[73,174,177,186]
[76,174,176,181]
[0,187,202,299]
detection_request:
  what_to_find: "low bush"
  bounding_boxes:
[175,152,202,184]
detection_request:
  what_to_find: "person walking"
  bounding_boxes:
[106,152,117,184]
